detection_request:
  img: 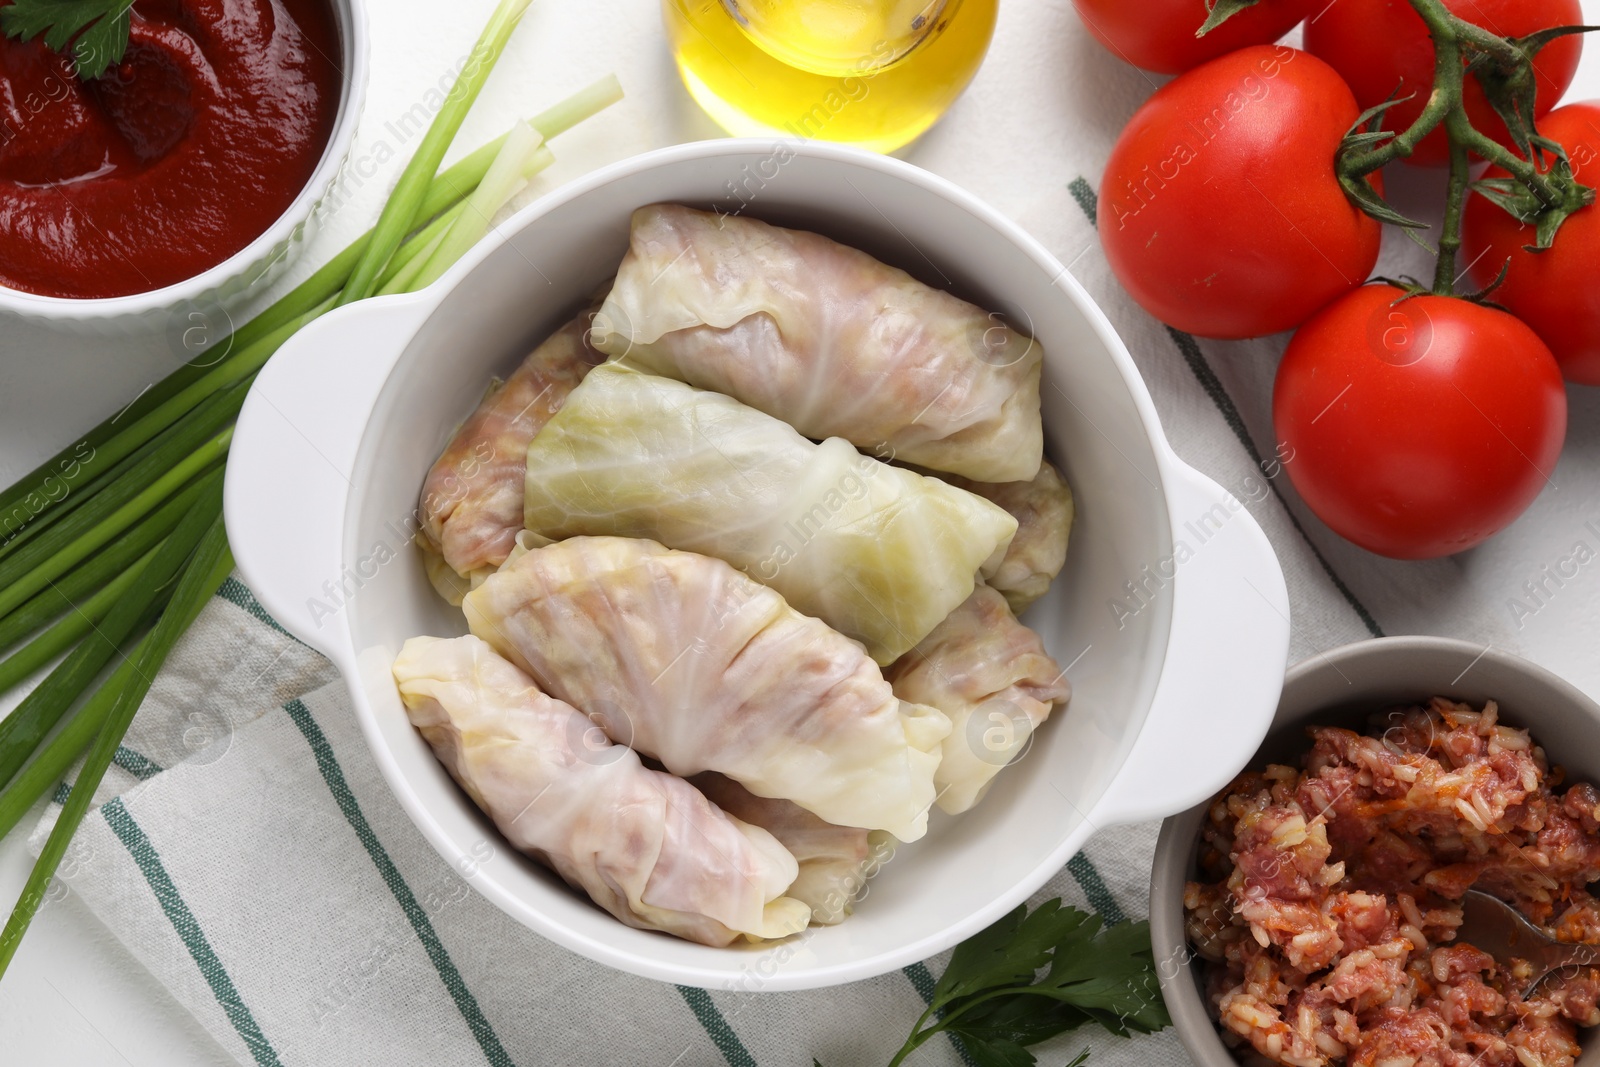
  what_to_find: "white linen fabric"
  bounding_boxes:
[18,2,1529,1062]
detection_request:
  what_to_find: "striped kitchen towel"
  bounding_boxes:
[27,573,1192,1067]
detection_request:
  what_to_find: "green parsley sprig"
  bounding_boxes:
[1,0,136,81]
[823,900,1170,1067]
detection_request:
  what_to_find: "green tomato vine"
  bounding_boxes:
[1207,0,1596,298]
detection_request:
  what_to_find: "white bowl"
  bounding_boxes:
[225,139,1291,991]
[0,0,368,332]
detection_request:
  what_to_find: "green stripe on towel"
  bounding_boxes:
[1065,176,1383,639]
[102,797,283,1067]
[675,986,758,1067]
[903,961,936,1002]
[1067,176,1099,227]
[113,745,163,781]
[48,743,161,805]
[1066,853,1126,926]
[284,699,515,1067]
[216,577,303,643]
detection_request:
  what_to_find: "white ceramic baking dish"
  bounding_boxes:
[224,139,1291,991]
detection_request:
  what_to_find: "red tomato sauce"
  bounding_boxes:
[0,0,341,299]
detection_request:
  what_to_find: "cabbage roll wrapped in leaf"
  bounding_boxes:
[417,314,600,598]
[463,536,951,841]
[691,773,879,926]
[887,585,1072,815]
[521,364,1017,664]
[393,635,810,945]
[591,204,1045,483]
[929,461,1074,614]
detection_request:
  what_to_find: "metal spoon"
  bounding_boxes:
[1455,890,1600,997]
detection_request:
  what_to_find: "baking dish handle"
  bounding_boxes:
[1088,455,1291,828]
[224,292,437,667]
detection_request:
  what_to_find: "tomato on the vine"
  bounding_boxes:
[1463,100,1600,385]
[1273,285,1567,559]
[1305,0,1584,167]
[1071,0,1317,75]
[1098,46,1382,340]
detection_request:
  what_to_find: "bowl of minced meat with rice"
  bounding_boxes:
[1151,636,1600,1067]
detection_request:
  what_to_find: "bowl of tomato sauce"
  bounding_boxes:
[0,0,366,327]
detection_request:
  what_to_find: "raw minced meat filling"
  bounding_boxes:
[1186,697,1600,1067]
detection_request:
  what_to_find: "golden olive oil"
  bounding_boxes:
[663,0,998,153]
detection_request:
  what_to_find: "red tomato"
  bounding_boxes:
[1098,46,1382,340]
[1273,285,1567,559]
[1305,0,1584,167]
[1463,100,1600,385]
[1072,0,1317,75]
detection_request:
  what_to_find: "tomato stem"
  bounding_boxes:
[1335,0,1595,254]
[1447,17,1527,68]
[1339,0,1466,175]
[1435,134,1471,294]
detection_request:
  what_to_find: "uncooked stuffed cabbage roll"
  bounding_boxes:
[520,364,1018,664]
[930,461,1074,615]
[416,313,601,599]
[463,536,951,841]
[590,204,1045,483]
[690,773,879,926]
[887,585,1072,815]
[392,635,811,946]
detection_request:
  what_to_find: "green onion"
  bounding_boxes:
[0,470,223,791]
[0,379,235,572]
[0,544,159,696]
[414,127,549,290]
[0,376,248,575]
[377,230,450,297]
[432,73,622,205]
[0,508,233,977]
[379,141,557,296]
[0,673,106,840]
[0,540,226,840]
[236,76,617,340]
[0,460,93,568]
[0,430,229,622]
[0,473,212,657]
[338,0,535,304]
[40,315,310,517]
[378,136,557,295]
[379,219,453,293]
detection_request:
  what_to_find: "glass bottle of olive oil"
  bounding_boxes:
[663,0,998,153]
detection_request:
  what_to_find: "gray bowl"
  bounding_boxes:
[1151,636,1600,1066]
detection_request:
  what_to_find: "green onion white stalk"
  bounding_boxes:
[414,123,548,289]
[337,0,534,305]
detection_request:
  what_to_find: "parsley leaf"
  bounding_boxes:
[1,0,138,81]
[884,900,1169,1067]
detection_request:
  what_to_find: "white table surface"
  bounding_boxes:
[3,2,1599,1062]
